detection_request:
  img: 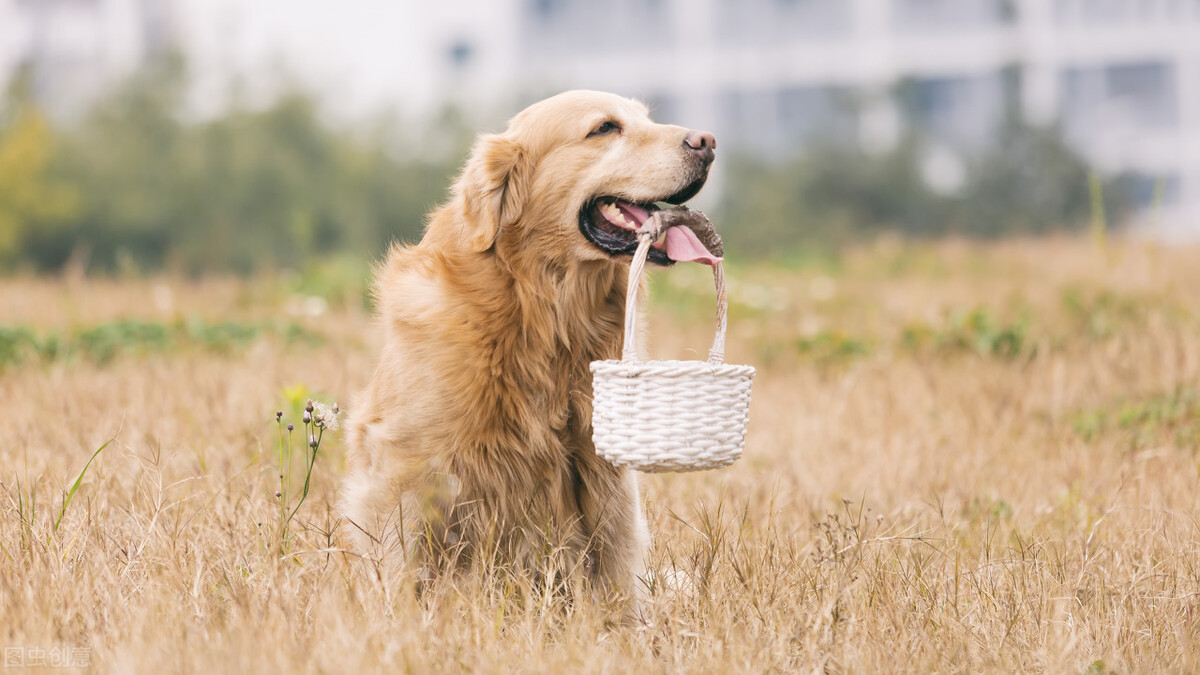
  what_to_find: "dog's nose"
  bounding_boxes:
[683,130,716,164]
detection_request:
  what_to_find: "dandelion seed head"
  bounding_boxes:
[312,401,341,431]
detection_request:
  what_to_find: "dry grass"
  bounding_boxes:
[2,237,1198,673]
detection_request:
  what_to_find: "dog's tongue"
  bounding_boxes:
[663,225,722,266]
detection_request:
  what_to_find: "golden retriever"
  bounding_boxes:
[341,90,718,601]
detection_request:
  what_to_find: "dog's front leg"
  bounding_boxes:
[574,453,650,606]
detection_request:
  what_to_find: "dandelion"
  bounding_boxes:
[302,410,312,424]
[309,434,318,449]
[312,401,341,430]
[287,424,294,432]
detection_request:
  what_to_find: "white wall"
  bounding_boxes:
[0,0,164,119]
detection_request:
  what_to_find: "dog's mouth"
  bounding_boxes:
[579,198,669,265]
[578,178,708,266]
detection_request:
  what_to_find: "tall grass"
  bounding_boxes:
[1,237,1197,672]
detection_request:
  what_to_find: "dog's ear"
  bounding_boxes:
[454,133,530,253]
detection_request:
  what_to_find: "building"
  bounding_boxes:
[430,0,1200,236]
[0,0,177,120]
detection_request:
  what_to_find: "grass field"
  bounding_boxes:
[2,237,1198,673]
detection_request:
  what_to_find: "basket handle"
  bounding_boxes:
[622,232,728,365]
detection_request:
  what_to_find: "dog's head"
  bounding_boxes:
[450,90,715,266]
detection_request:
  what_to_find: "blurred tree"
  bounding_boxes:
[718,120,1132,257]
[0,54,1139,274]
[957,120,1100,236]
[0,92,79,269]
[38,55,188,271]
[16,54,460,274]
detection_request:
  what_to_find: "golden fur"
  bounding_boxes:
[341,91,714,600]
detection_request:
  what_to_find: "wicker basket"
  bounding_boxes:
[590,234,755,473]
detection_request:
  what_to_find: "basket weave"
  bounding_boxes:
[591,234,755,473]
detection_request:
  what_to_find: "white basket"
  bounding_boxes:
[590,235,755,473]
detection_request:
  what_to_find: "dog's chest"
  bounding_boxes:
[443,271,625,464]
[512,321,619,456]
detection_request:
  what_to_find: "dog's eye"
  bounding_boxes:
[587,121,621,138]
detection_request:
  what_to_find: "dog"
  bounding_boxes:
[341,90,719,602]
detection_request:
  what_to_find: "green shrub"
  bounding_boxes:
[0,319,321,369]
[717,121,1134,256]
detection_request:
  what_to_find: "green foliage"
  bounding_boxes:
[10,56,460,274]
[274,398,338,552]
[902,307,1028,359]
[54,437,112,533]
[1061,286,1146,339]
[717,120,1134,256]
[0,318,320,369]
[0,326,39,366]
[1072,387,1200,452]
[795,330,872,365]
[0,55,1143,272]
[962,496,1014,524]
[12,434,112,551]
[1083,659,1119,675]
[283,254,375,311]
[0,101,79,265]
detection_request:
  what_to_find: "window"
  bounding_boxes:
[716,0,852,44]
[892,0,1009,32]
[520,0,670,54]
[1060,60,1178,135]
[902,74,1006,148]
[447,40,474,69]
